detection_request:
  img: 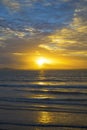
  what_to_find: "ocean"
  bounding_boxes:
[0,69,87,130]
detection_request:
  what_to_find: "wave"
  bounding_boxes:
[0,121,87,129]
[0,70,87,129]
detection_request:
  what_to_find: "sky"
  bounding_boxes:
[0,0,87,70]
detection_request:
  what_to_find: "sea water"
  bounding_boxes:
[0,69,87,130]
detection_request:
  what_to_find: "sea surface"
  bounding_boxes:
[0,69,87,130]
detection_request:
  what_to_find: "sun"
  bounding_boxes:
[37,58,46,66]
[36,57,51,67]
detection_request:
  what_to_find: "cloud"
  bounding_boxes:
[0,0,75,39]
[39,0,87,57]
[0,0,87,69]
[2,0,20,12]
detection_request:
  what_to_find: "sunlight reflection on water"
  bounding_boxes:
[38,111,52,124]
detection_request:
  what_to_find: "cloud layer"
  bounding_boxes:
[0,0,87,69]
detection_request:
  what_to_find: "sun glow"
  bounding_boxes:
[36,57,52,67]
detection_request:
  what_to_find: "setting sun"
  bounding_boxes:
[36,57,52,67]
